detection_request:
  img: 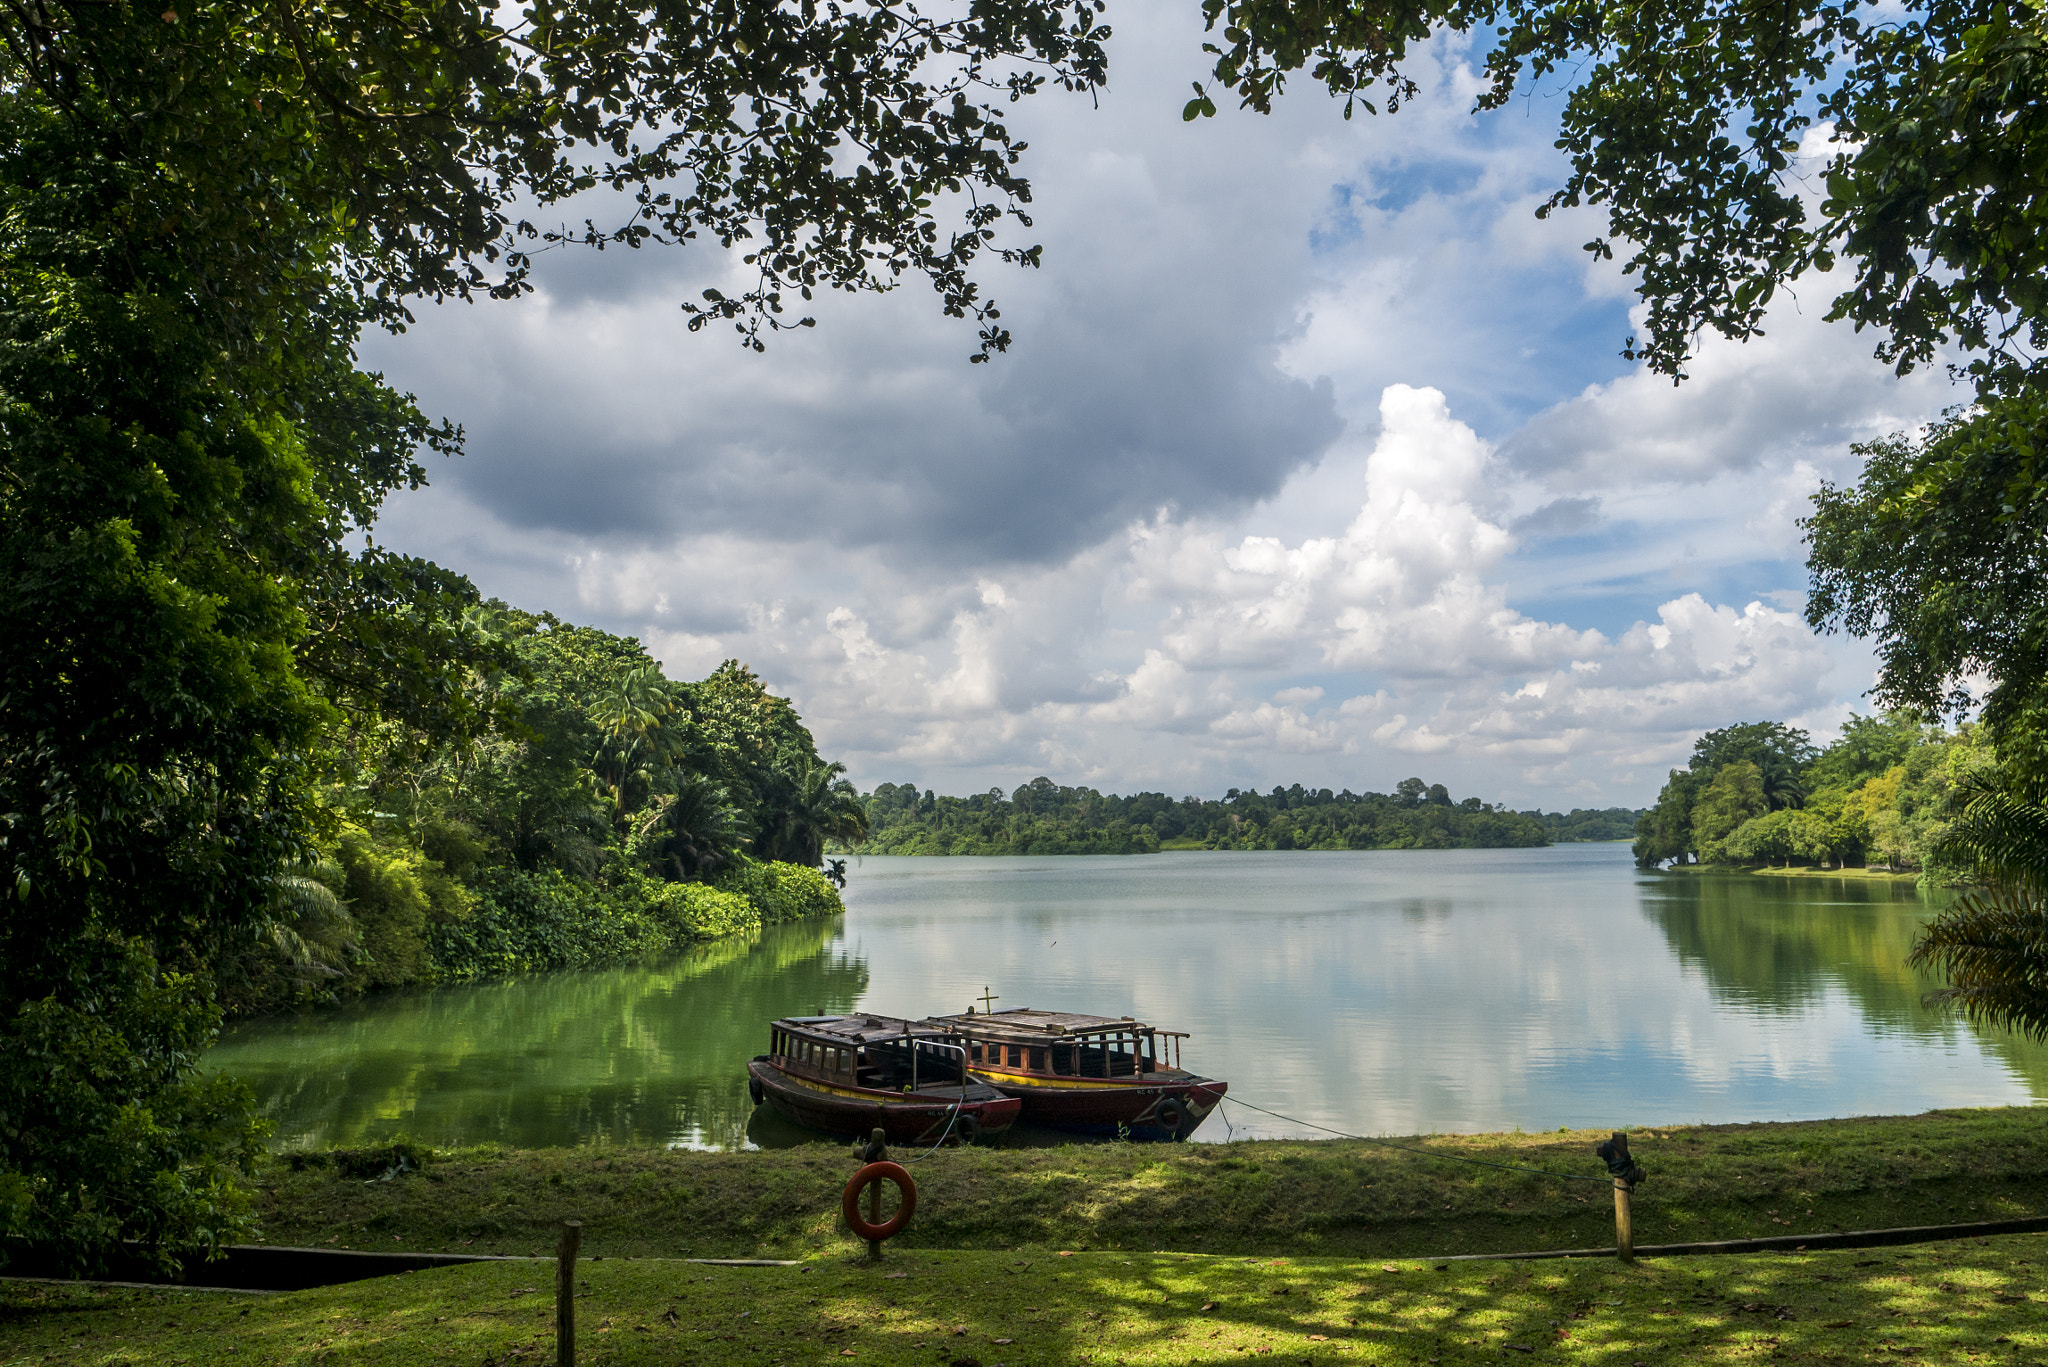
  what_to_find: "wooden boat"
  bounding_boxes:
[924,1008,1227,1141]
[745,1014,1022,1145]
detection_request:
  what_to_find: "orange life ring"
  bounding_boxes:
[842,1160,917,1241]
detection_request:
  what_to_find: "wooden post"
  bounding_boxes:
[1601,1130,1636,1264]
[556,1219,582,1367]
[866,1128,887,1262]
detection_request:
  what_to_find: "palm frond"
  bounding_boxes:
[263,871,357,977]
[1937,774,2048,886]
[1907,881,2048,1041]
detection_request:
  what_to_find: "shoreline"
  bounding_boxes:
[1649,863,1926,883]
[247,1105,2048,1263]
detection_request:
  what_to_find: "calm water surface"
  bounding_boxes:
[207,844,2048,1149]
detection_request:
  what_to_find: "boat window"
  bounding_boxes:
[1028,1048,1046,1071]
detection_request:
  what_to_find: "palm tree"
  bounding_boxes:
[264,869,357,980]
[591,663,684,818]
[630,773,753,881]
[1906,774,2048,1041]
[760,759,870,866]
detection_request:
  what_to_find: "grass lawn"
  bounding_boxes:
[246,1110,2048,1261]
[6,1108,2046,1365]
[4,1240,2044,1366]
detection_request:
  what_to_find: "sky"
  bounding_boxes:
[358,0,1963,811]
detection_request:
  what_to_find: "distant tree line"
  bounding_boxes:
[844,777,1643,855]
[1632,716,1991,879]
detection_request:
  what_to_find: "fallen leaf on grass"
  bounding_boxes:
[1200,1303,1217,1313]
[885,1272,907,1279]
[1308,1335,1329,1342]
[953,1325,970,1336]
[993,1338,1014,1345]
[1382,1265,1400,1272]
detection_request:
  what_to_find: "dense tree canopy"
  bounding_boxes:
[2,0,1107,1273]
[1633,715,1992,874]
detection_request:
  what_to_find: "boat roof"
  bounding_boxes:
[924,1008,1187,1039]
[772,1013,951,1045]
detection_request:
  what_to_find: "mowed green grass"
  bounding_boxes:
[4,1240,2045,1366]
[248,1109,2048,1261]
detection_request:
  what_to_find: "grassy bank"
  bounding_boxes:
[6,1238,2044,1366]
[247,1109,2048,1261]
[1650,864,1921,882]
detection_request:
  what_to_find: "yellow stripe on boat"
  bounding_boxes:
[969,1068,1154,1091]
[778,1074,949,1106]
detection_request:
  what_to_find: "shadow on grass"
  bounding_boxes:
[1,1239,2042,1365]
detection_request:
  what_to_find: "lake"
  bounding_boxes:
[207,844,2048,1151]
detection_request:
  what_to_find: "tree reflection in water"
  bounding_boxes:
[1640,872,2048,1096]
[209,918,865,1151]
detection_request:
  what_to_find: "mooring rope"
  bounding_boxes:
[1217,1096,1611,1183]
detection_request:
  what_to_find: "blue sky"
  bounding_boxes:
[358,0,1961,810]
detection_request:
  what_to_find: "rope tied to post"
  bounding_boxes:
[1218,1097,1614,1184]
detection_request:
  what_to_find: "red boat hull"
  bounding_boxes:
[974,1071,1227,1140]
[748,1059,1020,1145]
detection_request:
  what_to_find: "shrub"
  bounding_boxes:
[715,859,846,924]
[433,868,668,978]
[645,882,761,940]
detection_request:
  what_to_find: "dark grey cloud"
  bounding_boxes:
[360,56,1348,570]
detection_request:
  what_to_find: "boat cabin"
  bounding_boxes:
[927,1008,1192,1079]
[768,1014,968,1092]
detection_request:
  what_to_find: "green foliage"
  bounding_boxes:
[1690,723,1816,811]
[209,616,851,1007]
[1906,772,2048,1041]
[1532,808,1642,842]
[1634,713,1999,875]
[852,777,1560,854]
[645,882,762,943]
[2,0,1115,1274]
[430,868,669,978]
[0,64,481,1274]
[0,934,265,1274]
[1632,769,1700,867]
[714,859,847,925]
[1721,809,1837,867]
[1807,399,2048,775]
[1692,762,1769,863]
[1805,712,1930,792]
